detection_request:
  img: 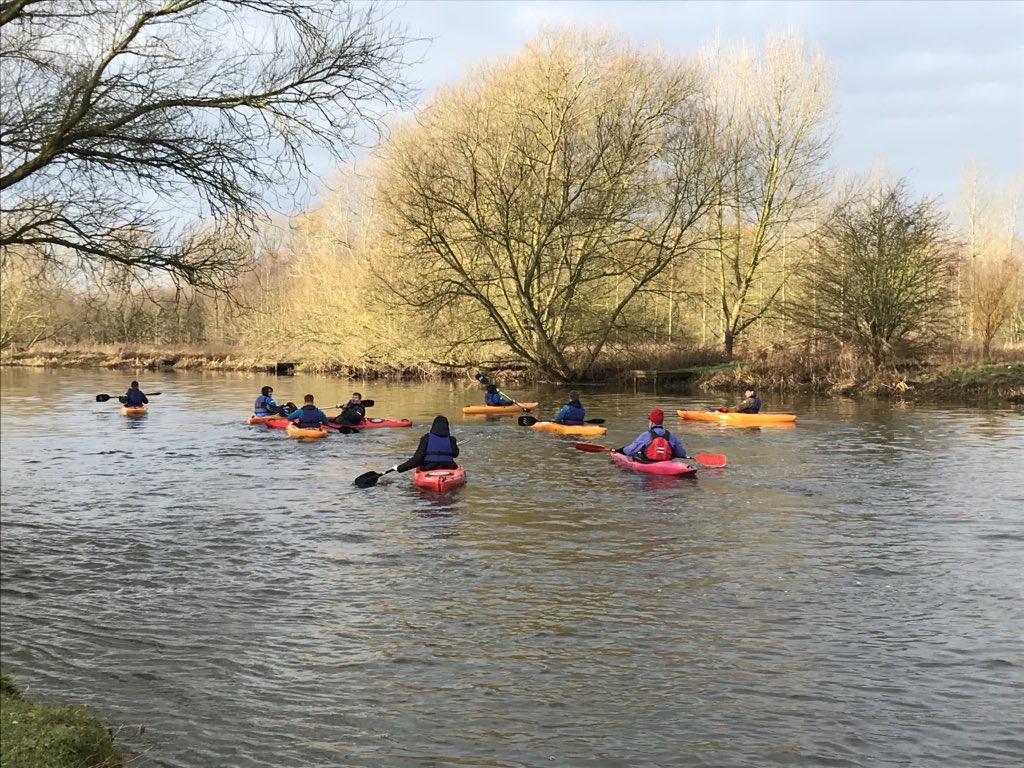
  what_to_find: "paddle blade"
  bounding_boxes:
[332,425,360,435]
[691,452,727,467]
[584,418,606,425]
[354,471,383,488]
[361,399,374,408]
[475,372,491,385]
[574,442,611,452]
[95,394,112,402]
[517,415,538,427]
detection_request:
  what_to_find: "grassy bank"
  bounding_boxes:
[0,674,123,768]
[3,344,1023,402]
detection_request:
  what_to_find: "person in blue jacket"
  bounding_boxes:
[392,415,460,472]
[484,384,514,407]
[288,394,329,429]
[119,381,148,407]
[552,390,585,424]
[253,385,290,417]
[614,408,686,462]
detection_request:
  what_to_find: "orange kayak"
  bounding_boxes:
[677,409,797,425]
[286,423,328,440]
[121,405,147,416]
[462,402,538,415]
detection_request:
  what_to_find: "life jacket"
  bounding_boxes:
[293,405,323,429]
[564,401,585,425]
[738,395,762,414]
[340,402,366,424]
[484,391,504,406]
[254,394,275,415]
[643,428,673,462]
[125,388,146,406]
[424,432,456,465]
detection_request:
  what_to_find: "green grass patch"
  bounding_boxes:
[0,674,123,768]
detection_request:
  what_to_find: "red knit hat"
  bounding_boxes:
[648,408,664,425]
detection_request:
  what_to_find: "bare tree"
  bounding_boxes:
[793,179,958,367]
[0,0,412,288]
[700,33,833,357]
[960,169,1022,360]
[376,28,718,381]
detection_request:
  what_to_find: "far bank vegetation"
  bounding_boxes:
[2,14,1021,389]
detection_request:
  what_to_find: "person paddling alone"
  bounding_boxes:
[390,416,460,474]
[614,408,686,462]
[120,381,148,407]
[253,385,290,417]
[484,384,514,407]
[724,386,761,414]
[552,390,585,425]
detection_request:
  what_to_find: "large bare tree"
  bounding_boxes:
[0,0,412,288]
[701,33,833,357]
[376,29,719,380]
[793,180,959,367]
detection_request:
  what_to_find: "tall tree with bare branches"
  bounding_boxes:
[0,0,412,288]
[376,28,719,381]
[701,33,833,357]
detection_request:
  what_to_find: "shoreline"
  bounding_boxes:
[2,347,1022,403]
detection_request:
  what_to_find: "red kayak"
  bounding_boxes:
[413,464,467,491]
[610,452,697,477]
[264,417,413,430]
[326,417,412,430]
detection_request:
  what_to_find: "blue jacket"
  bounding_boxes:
[289,405,328,429]
[484,391,514,406]
[124,387,148,407]
[621,426,685,460]
[254,394,285,416]
[553,400,585,425]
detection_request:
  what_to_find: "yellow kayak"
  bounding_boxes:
[677,409,797,425]
[121,405,147,416]
[286,423,328,440]
[462,402,538,415]
[531,421,607,436]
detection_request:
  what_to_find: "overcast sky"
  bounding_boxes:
[379,0,1022,213]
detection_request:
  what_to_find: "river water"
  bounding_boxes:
[1,367,1022,767]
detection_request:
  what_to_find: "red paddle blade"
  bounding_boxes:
[574,443,611,452]
[692,452,726,467]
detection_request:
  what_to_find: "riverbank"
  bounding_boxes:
[0,674,124,767]
[2,345,1022,403]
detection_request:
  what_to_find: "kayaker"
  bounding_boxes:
[332,392,366,425]
[288,394,329,429]
[119,381,149,407]
[390,415,460,473]
[614,408,686,462]
[552,391,585,425]
[253,385,290,417]
[726,386,762,414]
[484,384,514,407]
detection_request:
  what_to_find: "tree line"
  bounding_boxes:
[2,9,1021,381]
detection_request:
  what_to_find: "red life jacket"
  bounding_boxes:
[644,430,672,461]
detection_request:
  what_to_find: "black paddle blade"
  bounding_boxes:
[334,426,360,435]
[95,394,112,402]
[585,418,606,425]
[475,372,491,385]
[354,471,382,488]
[517,415,538,426]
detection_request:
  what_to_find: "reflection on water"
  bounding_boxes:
[1,368,1023,768]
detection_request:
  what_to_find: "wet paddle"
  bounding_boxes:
[353,467,397,488]
[573,442,727,467]
[518,415,605,427]
[475,373,530,412]
[96,392,161,402]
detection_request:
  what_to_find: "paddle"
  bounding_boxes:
[475,373,530,412]
[518,415,606,427]
[96,392,161,402]
[573,442,727,468]
[331,399,374,408]
[353,467,396,488]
